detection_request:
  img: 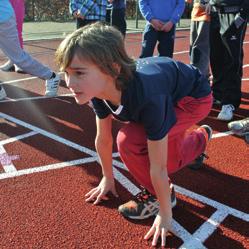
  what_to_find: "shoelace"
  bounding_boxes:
[135,189,153,203]
[222,104,234,112]
[200,153,209,160]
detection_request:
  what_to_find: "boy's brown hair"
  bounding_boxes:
[55,22,136,90]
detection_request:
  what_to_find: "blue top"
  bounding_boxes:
[139,0,185,24]
[69,0,107,21]
[91,57,211,141]
[0,0,14,23]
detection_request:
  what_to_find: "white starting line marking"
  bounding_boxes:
[0,112,248,248]
[0,130,38,145]
[0,145,18,173]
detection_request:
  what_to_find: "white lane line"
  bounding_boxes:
[112,159,128,170]
[0,145,18,173]
[175,185,249,222]
[0,112,98,157]
[0,157,97,180]
[182,209,228,248]
[113,167,141,196]
[0,131,38,145]
[174,50,189,55]
[1,76,38,84]
[172,220,207,249]
[212,131,233,138]
[112,152,120,158]
[0,72,64,85]
[0,94,73,103]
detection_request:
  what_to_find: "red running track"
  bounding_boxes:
[0,30,249,248]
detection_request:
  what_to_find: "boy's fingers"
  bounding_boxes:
[85,187,97,197]
[161,228,167,247]
[144,226,155,240]
[152,228,160,247]
[85,189,99,202]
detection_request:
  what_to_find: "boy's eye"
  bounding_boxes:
[75,71,84,76]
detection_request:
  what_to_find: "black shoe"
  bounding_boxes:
[188,125,212,170]
[118,183,177,220]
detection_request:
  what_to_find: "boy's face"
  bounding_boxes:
[65,54,111,105]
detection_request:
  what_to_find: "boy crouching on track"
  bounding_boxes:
[55,22,213,247]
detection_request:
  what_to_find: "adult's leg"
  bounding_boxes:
[210,12,225,101]
[117,94,212,195]
[219,13,247,108]
[106,8,111,24]
[139,23,158,58]
[158,25,176,58]
[190,21,210,77]
[0,16,53,80]
[112,8,127,37]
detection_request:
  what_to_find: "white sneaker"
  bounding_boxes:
[14,64,24,73]
[228,117,249,136]
[217,104,235,121]
[0,87,7,100]
[0,60,14,71]
[45,73,60,97]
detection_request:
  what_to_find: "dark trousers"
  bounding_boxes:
[76,18,99,29]
[140,23,176,58]
[210,12,247,108]
[106,8,126,37]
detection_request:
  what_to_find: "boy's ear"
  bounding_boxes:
[113,63,121,74]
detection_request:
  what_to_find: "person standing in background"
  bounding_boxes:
[0,0,25,72]
[187,0,211,79]
[69,0,107,29]
[0,0,60,100]
[209,0,249,121]
[106,0,127,37]
[138,0,185,58]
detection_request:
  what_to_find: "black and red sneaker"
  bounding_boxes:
[188,125,212,170]
[118,183,176,220]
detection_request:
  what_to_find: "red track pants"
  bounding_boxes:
[117,93,213,195]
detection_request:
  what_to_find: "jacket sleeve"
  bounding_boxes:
[139,0,154,22]
[170,0,185,24]
[69,0,78,15]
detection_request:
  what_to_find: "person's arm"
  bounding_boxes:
[169,0,185,25]
[95,115,114,179]
[85,115,118,204]
[161,0,185,32]
[139,0,164,30]
[139,0,154,22]
[144,135,172,247]
[69,0,78,15]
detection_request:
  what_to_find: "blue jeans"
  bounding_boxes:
[140,23,176,58]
